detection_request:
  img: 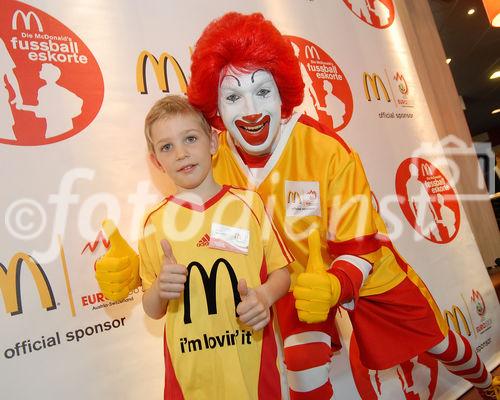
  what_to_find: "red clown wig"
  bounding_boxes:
[188,12,304,131]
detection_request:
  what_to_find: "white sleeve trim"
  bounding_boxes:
[333,254,372,281]
[333,255,372,311]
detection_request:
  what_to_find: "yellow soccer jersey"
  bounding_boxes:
[139,186,292,400]
[213,114,407,297]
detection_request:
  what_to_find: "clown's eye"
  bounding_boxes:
[226,94,240,102]
[257,88,270,97]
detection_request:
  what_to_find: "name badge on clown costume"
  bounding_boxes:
[285,180,321,217]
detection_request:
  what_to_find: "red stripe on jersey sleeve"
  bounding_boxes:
[327,233,383,257]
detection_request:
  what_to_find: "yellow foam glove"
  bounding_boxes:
[293,229,341,324]
[95,220,140,301]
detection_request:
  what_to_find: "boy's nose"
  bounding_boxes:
[175,145,188,160]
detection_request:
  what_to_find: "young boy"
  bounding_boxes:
[139,95,291,400]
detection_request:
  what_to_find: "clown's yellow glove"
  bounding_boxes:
[95,220,140,301]
[293,229,341,323]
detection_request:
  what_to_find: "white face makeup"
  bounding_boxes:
[217,68,282,155]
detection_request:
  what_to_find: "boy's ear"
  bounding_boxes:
[149,152,164,172]
[209,129,218,155]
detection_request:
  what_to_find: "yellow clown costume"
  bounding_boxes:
[212,113,452,391]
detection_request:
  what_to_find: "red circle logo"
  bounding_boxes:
[342,0,395,29]
[0,0,104,146]
[286,36,353,132]
[395,158,460,244]
[349,333,438,399]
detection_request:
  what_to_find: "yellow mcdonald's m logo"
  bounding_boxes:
[363,73,391,102]
[12,10,43,32]
[443,305,471,336]
[304,45,320,60]
[287,191,302,204]
[0,253,56,316]
[136,50,188,94]
[183,258,241,324]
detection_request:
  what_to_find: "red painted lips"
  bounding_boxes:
[235,115,271,146]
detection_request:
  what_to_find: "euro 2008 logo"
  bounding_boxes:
[0,1,104,146]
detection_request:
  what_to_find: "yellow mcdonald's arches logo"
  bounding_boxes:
[12,10,43,32]
[304,45,320,60]
[287,191,302,204]
[136,50,188,94]
[0,253,56,316]
[443,305,471,336]
[363,72,391,102]
[183,258,241,324]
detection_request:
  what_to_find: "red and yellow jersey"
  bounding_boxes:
[213,114,407,297]
[139,186,292,400]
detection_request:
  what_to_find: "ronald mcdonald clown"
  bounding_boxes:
[97,12,499,400]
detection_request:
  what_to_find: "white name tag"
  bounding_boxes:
[285,180,321,217]
[209,223,249,254]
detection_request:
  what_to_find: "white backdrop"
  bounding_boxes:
[1,0,499,399]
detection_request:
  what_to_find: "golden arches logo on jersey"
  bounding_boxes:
[183,258,241,324]
[285,181,321,217]
[288,190,318,205]
[287,191,301,204]
[0,253,56,316]
[136,50,188,94]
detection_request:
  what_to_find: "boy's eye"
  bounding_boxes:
[160,143,172,152]
[226,94,240,103]
[257,88,270,97]
[185,136,197,144]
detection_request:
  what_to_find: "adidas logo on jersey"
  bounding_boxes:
[197,233,211,247]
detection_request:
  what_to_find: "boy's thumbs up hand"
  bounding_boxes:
[293,229,341,324]
[155,239,187,300]
[95,219,140,301]
[236,279,270,331]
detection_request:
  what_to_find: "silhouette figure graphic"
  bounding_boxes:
[18,63,83,139]
[369,0,391,26]
[316,80,346,129]
[369,364,408,399]
[436,193,456,238]
[0,38,23,140]
[405,163,442,241]
[347,0,373,24]
[292,42,320,120]
[405,357,432,399]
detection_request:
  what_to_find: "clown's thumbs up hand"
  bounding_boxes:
[95,219,140,301]
[293,229,341,323]
[236,279,270,331]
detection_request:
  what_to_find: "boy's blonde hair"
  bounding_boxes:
[144,95,212,152]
